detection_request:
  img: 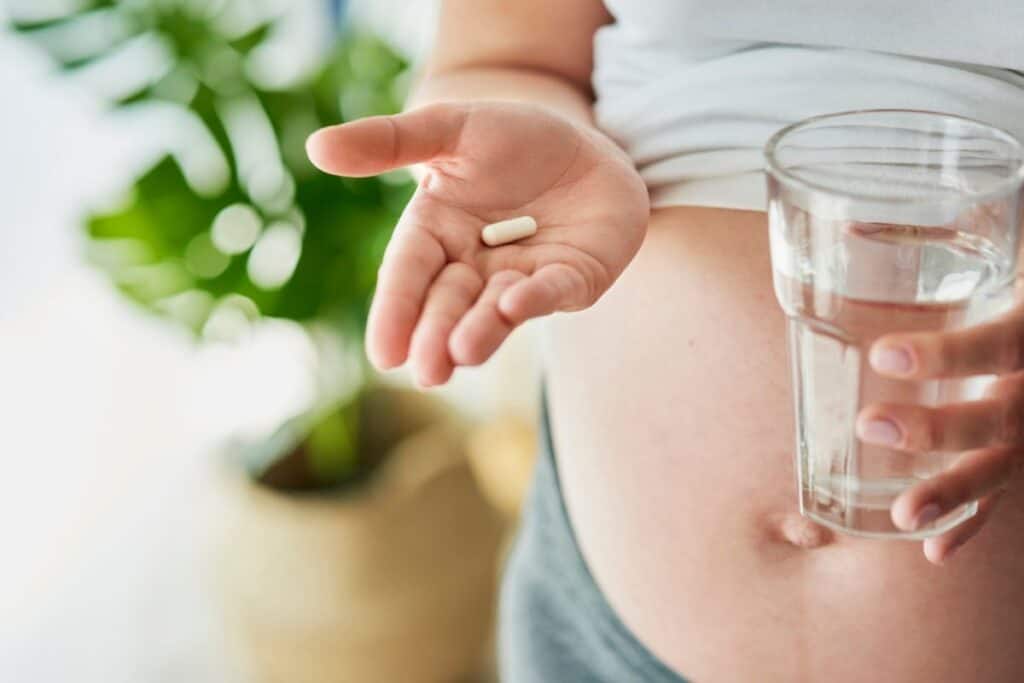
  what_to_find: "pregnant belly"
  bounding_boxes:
[541,206,1024,683]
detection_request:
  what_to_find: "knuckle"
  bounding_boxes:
[571,268,595,307]
[996,332,1022,373]
[1006,323,1024,371]
[445,261,475,279]
[386,243,437,278]
[453,338,487,366]
[940,476,973,507]
[574,257,609,309]
[566,270,596,310]
[434,264,481,303]
[990,315,1024,373]
[997,387,1024,444]
[376,283,424,313]
[1009,451,1024,482]
[385,116,402,168]
[489,270,522,289]
[921,408,945,450]
[453,266,484,295]
[419,308,461,328]
[936,336,963,375]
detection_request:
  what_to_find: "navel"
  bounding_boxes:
[767,512,836,549]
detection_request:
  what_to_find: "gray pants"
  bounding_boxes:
[498,398,691,683]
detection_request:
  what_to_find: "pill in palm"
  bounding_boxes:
[481,215,538,246]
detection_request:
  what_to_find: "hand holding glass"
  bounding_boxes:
[766,110,1024,538]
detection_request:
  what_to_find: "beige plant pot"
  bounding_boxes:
[214,389,505,683]
[465,416,538,523]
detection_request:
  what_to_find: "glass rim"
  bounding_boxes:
[764,108,1024,206]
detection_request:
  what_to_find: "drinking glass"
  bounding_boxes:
[765,110,1024,538]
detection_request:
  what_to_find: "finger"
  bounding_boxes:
[449,270,526,366]
[497,262,593,325]
[869,309,1024,379]
[921,491,1004,565]
[890,446,1022,531]
[306,103,467,177]
[856,399,1007,452]
[407,262,483,386]
[405,264,485,387]
[366,223,447,370]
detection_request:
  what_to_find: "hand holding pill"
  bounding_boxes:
[306,101,649,386]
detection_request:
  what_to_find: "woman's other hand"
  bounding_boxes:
[857,305,1024,564]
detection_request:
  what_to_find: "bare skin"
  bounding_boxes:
[307,1,1024,680]
[546,206,1024,681]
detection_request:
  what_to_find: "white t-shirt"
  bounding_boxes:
[592,1,1024,210]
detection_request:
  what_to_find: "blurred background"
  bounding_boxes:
[0,1,540,680]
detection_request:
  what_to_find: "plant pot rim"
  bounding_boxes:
[217,399,467,512]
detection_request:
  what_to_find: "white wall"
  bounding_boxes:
[349,0,441,62]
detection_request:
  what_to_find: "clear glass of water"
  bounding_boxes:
[765,110,1024,539]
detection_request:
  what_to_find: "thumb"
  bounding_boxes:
[305,103,467,177]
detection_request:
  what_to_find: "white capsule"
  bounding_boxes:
[481,215,538,247]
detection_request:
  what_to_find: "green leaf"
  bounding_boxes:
[77,20,415,337]
[10,6,141,72]
[9,17,74,32]
[28,1,423,488]
[307,402,360,484]
[6,0,115,31]
[115,65,199,107]
[227,22,272,55]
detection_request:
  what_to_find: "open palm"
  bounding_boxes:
[307,102,649,385]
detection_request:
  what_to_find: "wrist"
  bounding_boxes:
[409,64,596,128]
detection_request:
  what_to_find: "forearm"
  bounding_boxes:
[408,65,597,129]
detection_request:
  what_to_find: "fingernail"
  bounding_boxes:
[914,503,943,530]
[870,345,914,375]
[858,418,902,446]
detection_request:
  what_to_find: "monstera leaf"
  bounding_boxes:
[9,1,418,489]
[11,1,415,338]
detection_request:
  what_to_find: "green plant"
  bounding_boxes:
[10,0,417,489]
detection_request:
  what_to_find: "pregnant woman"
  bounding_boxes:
[307,2,1024,681]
